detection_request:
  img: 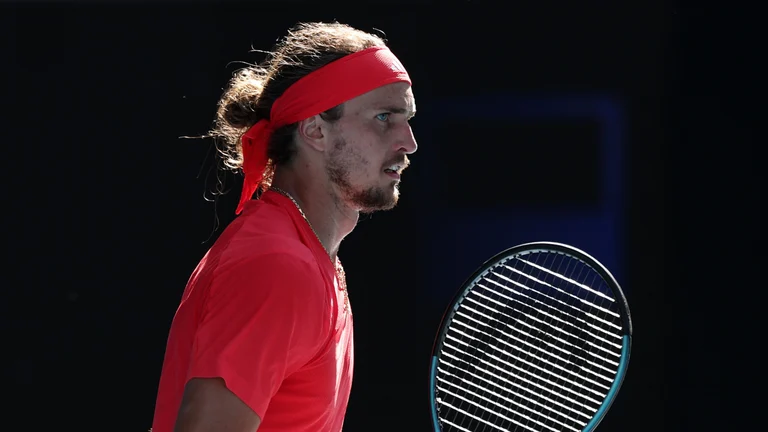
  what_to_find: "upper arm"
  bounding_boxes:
[174,378,261,432]
[183,252,327,424]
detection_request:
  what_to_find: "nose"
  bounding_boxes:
[396,124,418,154]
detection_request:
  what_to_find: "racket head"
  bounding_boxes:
[429,241,632,432]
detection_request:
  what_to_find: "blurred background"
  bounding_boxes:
[4,1,757,431]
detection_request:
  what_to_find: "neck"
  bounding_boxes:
[270,167,359,259]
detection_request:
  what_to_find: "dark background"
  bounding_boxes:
[4,0,757,430]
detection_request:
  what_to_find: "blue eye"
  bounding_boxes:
[376,113,390,122]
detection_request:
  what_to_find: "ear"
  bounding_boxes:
[297,114,328,152]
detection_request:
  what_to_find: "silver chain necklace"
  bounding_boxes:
[269,186,349,312]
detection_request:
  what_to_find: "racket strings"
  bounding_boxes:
[435,251,625,432]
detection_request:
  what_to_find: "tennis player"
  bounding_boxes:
[150,22,417,432]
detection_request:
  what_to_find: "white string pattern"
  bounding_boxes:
[434,251,625,432]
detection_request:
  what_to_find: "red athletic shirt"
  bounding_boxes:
[151,190,354,432]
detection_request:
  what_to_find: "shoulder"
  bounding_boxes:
[218,232,318,287]
[228,197,314,258]
[193,198,326,307]
[218,249,321,288]
[200,249,329,337]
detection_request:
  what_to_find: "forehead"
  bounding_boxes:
[344,82,415,114]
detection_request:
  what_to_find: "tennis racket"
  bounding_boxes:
[429,241,632,432]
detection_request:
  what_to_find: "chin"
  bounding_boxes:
[355,183,400,214]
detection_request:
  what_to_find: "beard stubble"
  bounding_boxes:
[325,136,401,213]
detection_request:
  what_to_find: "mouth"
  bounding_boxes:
[384,170,401,180]
[384,163,403,180]
[383,159,409,180]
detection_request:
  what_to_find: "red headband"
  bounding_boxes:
[236,46,412,214]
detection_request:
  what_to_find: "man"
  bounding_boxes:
[150,22,417,432]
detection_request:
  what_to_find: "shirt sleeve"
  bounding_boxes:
[186,251,328,418]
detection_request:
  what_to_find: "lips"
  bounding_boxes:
[384,170,401,179]
[384,157,409,174]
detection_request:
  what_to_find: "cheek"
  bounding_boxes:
[332,137,369,175]
[341,130,379,166]
[336,123,388,178]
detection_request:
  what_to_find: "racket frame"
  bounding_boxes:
[429,241,633,432]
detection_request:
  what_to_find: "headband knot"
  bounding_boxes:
[235,46,411,215]
[238,118,274,212]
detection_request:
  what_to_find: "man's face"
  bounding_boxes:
[325,82,418,213]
